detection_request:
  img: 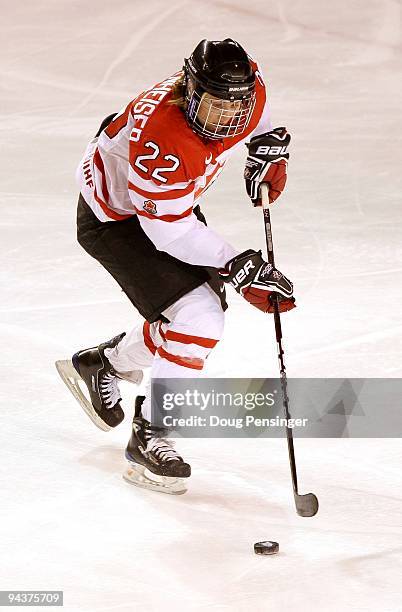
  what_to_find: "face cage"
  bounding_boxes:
[186,89,256,140]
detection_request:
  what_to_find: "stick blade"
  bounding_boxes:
[295,492,319,517]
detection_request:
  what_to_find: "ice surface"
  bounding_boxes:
[1,0,402,610]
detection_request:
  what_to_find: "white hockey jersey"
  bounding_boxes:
[76,61,272,268]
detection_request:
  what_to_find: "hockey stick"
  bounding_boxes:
[260,184,319,517]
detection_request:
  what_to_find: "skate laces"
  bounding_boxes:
[99,372,121,408]
[146,436,180,463]
[140,421,181,462]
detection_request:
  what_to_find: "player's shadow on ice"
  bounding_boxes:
[76,445,285,516]
[78,445,124,472]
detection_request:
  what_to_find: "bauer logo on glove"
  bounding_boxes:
[219,249,295,314]
[255,144,289,156]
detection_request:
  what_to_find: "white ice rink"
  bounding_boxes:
[1,0,402,610]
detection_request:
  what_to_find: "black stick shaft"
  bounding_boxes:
[260,185,299,495]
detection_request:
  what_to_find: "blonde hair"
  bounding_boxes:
[168,72,186,108]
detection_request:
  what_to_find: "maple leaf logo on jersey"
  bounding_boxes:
[143,200,157,215]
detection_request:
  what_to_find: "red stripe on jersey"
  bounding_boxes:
[128,180,194,201]
[93,148,132,220]
[134,204,193,222]
[93,148,110,203]
[165,330,218,349]
[157,346,204,370]
[143,321,157,355]
[93,189,132,221]
[104,102,132,139]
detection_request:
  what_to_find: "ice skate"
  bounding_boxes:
[55,333,143,432]
[123,396,191,495]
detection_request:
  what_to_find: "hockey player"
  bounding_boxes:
[57,38,295,494]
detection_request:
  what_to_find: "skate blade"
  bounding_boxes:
[55,359,111,432]
[123,464,188,495]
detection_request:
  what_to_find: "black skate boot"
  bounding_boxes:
[70,332,127,430]
[55,333,130,431]
[123,396,191,494]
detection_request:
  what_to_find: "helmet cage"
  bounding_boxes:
[186,84,256,140]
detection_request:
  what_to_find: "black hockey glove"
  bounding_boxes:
[244,127,290,206]
[219,250,295,314]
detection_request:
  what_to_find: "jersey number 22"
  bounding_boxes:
[134,141,180,184]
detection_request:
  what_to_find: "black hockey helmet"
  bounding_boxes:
[183,39,256,139]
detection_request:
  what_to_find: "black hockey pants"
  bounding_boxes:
[76,195,227,323]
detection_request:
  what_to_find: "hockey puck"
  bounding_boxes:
[254,541,279,555]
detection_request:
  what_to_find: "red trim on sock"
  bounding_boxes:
[165,330,218,349]
[158,321,166,342]
[143,321,157,355]
[157,346,204,370]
